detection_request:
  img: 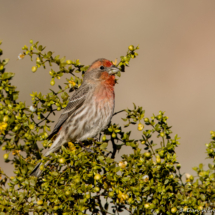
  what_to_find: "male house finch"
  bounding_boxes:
[30,58,120,177]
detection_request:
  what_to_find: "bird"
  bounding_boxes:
[30,58,120,177]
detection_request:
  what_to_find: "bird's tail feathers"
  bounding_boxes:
[44,134,63,157]
[30,135,63,177]
[30,162,42,177]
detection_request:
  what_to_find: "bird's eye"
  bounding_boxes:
[100,66,105,70]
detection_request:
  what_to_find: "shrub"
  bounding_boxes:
[0,40,215,214]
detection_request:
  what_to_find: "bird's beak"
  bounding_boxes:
[109,65,120,75]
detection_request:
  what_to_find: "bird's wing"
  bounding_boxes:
[47,84,90,140]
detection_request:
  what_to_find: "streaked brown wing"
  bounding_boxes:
[47,84,90,140]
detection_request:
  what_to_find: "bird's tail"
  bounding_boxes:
[30,162,43,177]
[30,134,63,177]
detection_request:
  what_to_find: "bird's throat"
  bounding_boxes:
[100,72,115,88]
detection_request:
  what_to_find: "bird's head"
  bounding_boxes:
[83,58,121,83]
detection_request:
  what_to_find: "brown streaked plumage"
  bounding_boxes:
[30,58,120,177]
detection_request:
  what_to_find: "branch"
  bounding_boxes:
[113,110,125,116]
[30,115,37,125]
[111,137,117,159]
[97,196,106,215]
[37,109,56,126]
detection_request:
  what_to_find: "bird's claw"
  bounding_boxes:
[84,147,94,153]
[93,137,99,142]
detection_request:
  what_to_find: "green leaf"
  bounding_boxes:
[1,72,14,80]
[199,163,203,170]
[97,156,104,160]
[13,92,19,100]
[100,142,108,150]
[164,179,169,185]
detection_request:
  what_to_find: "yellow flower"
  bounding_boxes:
[112,58,117,66]
[119,161,127,169]
[68,80,76,87]
[12,150,21,156]
[68,142,76,151]
[18,53,25,60]
[138,123,144,131]
[25,157,31,161]
[117,190,128,203]
[0,122,7,133]
[0,122,7,129]
[48,142,52,148]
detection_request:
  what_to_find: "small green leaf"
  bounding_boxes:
[100,142,108,150]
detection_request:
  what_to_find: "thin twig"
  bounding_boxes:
[37,109,56,126]
[111,137,117,159]
[30,115,37,125]
[97,196,106,215]
[113,110,125,116]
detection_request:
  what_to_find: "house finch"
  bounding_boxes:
[30,58,120,177]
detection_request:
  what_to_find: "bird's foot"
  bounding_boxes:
[84,147,94,153]
[79,142,94,153]
[93,137,99,142]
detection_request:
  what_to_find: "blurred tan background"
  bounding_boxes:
[1,0,215,179]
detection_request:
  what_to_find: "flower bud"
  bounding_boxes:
[108,191,114,197]
[183,206,188,212]
[144,118,149,123]
[144,152,151,158]
[29,124,35,130]
[144,203,150,209]
[94,174,101,180]
[102,135,106,141]
[198,206,203,211]
[112,133,116,138]
[66,60,72,65]
[137,123,144,131]
[3,116,9,122]
[37,200,43,205]
[171,207,177,213]
[128,45,134,51]
[160,132,165,137]
[156,156,161,163]
[3,153,9,160]
[94,187,100,192]
[32,66,37,72]
[65,191,71,196]
[58,158,66,164]
[176,164,181,169]
[50,79,55,86]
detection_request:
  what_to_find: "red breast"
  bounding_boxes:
[100,72,115,89]
[94,72,115,102]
